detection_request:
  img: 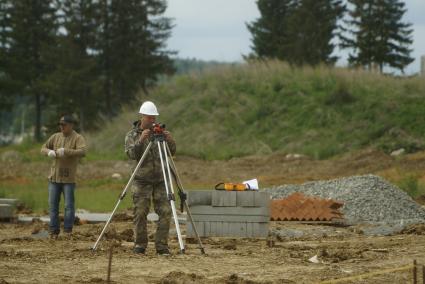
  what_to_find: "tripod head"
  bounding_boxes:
[150,123,166,142]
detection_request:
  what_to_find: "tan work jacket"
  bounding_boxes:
[41,130,86,183]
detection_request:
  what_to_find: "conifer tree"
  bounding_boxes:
[286,0,345,65]
[7,0,58,140]
[0,0,13,110]
[247,0,344,65]
[48,0,100,131]
[97,0,175,114]
[246,0,295,61]
[340,0,413,73]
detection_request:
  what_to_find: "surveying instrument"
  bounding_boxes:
[92,123,205,254]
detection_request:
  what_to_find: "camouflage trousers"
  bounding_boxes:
[132,181,171,251]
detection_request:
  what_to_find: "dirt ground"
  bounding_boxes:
[1,148,425,283]
[3,148,425,188]
[1,220,425,283]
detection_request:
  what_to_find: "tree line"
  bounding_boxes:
[0,0,174,140]
[0,0,415,142]
[247,0,413,73]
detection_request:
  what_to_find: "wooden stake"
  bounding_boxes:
[413,259,417,284]
[107,245,113,283]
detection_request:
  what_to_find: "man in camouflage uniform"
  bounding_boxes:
[125,101,176,255]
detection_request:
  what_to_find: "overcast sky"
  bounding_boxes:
[164,0,425,75]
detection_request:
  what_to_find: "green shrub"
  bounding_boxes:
[397,175,420,198]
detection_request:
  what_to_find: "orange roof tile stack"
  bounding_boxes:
[270,192,344,221]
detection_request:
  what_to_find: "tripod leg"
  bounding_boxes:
[183,202,206,254]
[92,141,153,251]
[157,141,185,253]
[166,145,206,254]
[161,141,185,253]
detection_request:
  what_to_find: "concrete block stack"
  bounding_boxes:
[186,190,270,238]
[0,198,18,221]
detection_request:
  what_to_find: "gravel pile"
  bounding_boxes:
[264,175,425,224]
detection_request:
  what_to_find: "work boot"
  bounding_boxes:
[49,233,59,240]
[63,232,73,240]
[156,248,171,256]
[133,245,146,254]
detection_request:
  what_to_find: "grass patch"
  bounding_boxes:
[0,177,206,213]
[0,178,133,213]
[86,61,425,160]
[396,175,425,199]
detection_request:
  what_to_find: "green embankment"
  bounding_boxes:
[2,61,425,212]
[89,61,425,160]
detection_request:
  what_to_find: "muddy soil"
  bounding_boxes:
[1,221,424,283]
[1,149,425,283]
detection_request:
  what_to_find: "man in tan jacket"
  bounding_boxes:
[41,115,86,238]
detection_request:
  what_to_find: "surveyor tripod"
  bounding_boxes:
[92,134,205,254]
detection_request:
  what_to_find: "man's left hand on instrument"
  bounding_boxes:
[163,131,172,142]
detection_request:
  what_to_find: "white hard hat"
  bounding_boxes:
[139,101,159,115]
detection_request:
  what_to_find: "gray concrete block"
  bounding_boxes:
[190,214,269,222]
[212,191,236,207]
[254,192,270,207]
[0,204,14,218]
[237,191,255,207]
[210,222,217,236]
[189,205,270,216]
[229,222,246,237]
[187,221,204,236]
[204,221,210,236]
[0,198,18,207]
[187,191,211,206]
[221,222,230,237]
[246,222,253,238]
[186,190,270,238]
[187,220,269,238]
[216,222,223,236]
[188,191,270,207]
[251,222,262,238]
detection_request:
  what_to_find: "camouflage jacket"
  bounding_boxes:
[125,121,176,184]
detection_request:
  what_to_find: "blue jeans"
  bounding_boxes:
[48,182,76,234]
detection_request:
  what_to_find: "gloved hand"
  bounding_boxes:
[140,129,151,143]
[48,150,56,158]
[56,148,65,157]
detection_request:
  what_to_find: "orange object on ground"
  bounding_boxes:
[270,192,344,221]
[215,182,249,191]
